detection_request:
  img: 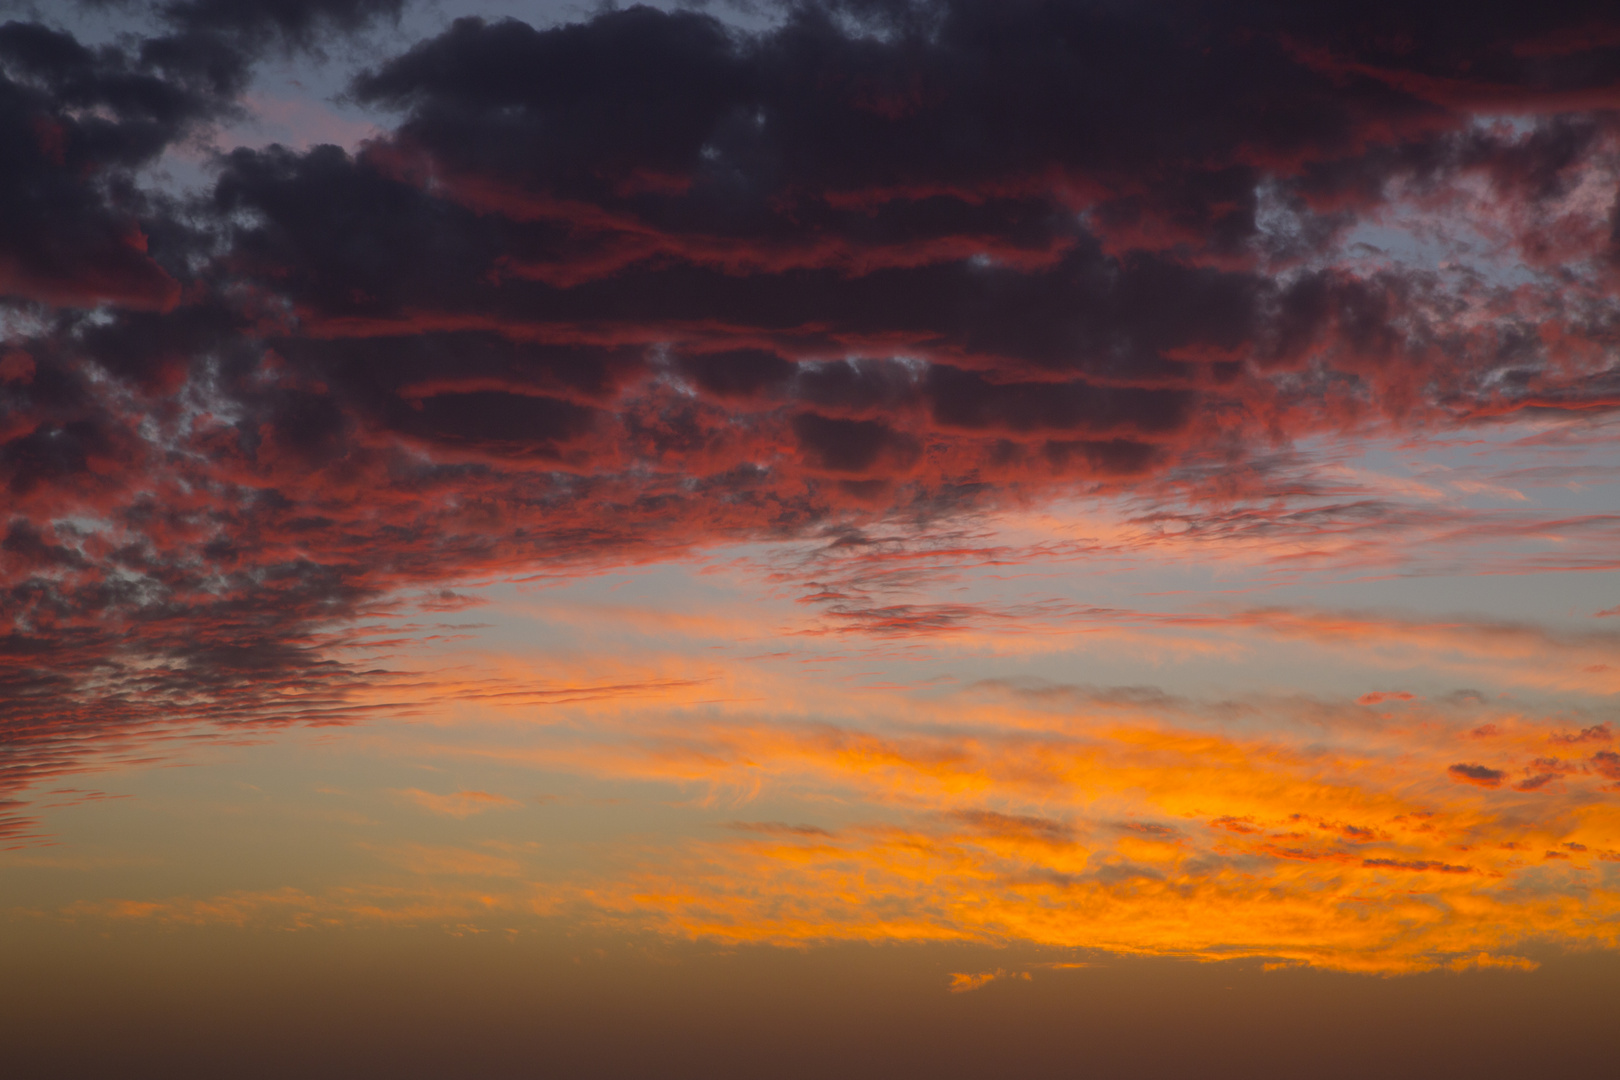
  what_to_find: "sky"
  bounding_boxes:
[2,1,1620,1076]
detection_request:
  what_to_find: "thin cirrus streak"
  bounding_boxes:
[4,0,1620,992]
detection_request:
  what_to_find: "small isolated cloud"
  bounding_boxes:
[393,789,522,818]
[1448,763,1505,788]
[947,969,1030,993]
[418,589,490,612]
[1357,691,1417,706]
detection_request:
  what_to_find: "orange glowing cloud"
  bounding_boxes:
[93,660,1588,974]
[948,969,1031,992]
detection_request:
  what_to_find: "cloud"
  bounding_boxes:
[391,789,523,818]
[331,665,1620,972]
[726,821,836,838]
[1360,858,1474,874]
[948,969,1030,993]
[7,0,1620,968]
[949,809,1076,846]
[51,659,1620,972]
[416,589,490,612]
[1448,764,1506,788]
[1590,751,1620,781]
[1358,691,1417,706]
[1552,724,1613,745]
[157,0,404,48]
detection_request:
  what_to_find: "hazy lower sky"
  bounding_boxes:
[3,2,1619,1076]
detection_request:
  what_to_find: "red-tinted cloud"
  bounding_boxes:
[7,0,1620,820]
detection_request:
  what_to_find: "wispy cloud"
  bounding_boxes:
[391,789,523,818]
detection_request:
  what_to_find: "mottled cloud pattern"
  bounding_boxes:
[4,0,1620,887]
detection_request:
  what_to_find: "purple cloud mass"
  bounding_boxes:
[6,0,1620,827]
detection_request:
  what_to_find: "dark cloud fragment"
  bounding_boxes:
[1361,858,1473,874]
[1448,763,1505,788]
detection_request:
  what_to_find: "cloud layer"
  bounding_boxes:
[6,0,1620,949]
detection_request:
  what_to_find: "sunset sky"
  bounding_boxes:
[3,1,1620,1076]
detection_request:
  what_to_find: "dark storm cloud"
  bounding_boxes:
[8,0,1620,819]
